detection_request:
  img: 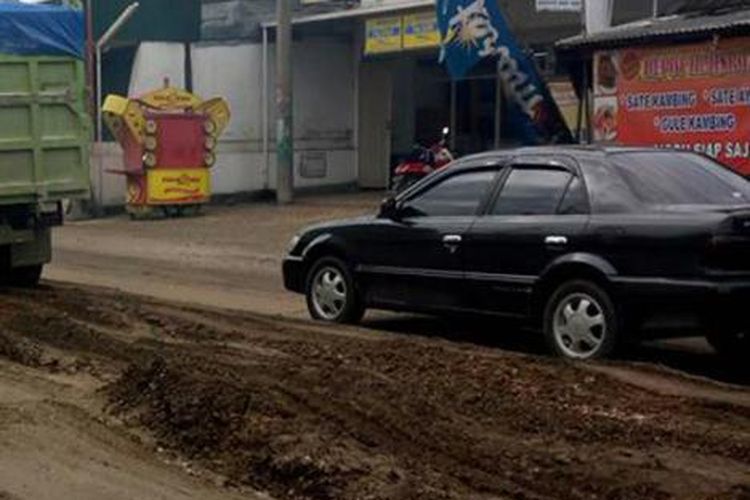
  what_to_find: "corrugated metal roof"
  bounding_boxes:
[557,8,750,51]
[673,0,750,14]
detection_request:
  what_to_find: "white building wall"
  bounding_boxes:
[192,37,356,195]
[277,37,357,189]
[95,38,358,209]
[191,43,267,194]
[129,42,186,95]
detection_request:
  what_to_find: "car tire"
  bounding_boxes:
[305,257,365,324]
[706,331,750,362]
[8,265,43,288]
[543,280,618,361]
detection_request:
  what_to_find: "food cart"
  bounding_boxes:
[102,84,230,218]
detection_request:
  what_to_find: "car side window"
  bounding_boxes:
[491,168,573,216]
[401,170,497,217]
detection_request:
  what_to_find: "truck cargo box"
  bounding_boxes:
[0,4,89,206]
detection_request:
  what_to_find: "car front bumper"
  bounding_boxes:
[282,255,306,293]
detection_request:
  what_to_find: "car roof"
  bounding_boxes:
[454,145,675,168]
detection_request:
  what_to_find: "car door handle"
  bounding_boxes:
[443,235,462,244]
[545,235,568,246]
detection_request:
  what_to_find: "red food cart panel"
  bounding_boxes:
[149,113,206,168]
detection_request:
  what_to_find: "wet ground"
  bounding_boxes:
[0,192,746,499]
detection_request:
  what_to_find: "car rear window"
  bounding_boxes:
[610,152,750,206]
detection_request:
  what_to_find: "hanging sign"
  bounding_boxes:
[364,16,402,54]
[403,12,440,49]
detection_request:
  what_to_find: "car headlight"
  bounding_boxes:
[286,234,301,254]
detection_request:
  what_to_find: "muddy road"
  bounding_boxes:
[47,193,384,317]
[46,192,744,384]
[1,284,749,499]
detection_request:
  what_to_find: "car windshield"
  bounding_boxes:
[610,152,750,207]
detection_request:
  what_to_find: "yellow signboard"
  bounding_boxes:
[403,12,440,49]
[139,86,203,110]
[365,16,402,54]
[147,168,210,204]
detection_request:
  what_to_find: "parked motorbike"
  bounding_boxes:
[391,127,454,194]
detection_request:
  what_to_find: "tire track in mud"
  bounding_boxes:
[0,284,749,500]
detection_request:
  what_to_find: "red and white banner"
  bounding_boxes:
[593,38,750,175]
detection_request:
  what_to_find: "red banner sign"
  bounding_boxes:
[593,38,750,175]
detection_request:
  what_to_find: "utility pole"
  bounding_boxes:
[85,0,95,117]
[96,2,140,142]
[652,0,659,18]
[276,0,294,204]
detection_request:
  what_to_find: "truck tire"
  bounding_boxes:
[8,265,43,287]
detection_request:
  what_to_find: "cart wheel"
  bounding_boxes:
[128,205,154,220]
[161,206,178,218]
[180,204,202,217]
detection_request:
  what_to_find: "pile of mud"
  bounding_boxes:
[1,286,749,499]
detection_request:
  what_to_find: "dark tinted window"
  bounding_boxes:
[611,152,750,206]
[403,170,496,217]
[580,159,640,214]
[492,169,572,215]
[558,177,589,214]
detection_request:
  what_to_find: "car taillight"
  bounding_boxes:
[731,216,750,234]
[704,213,750,271]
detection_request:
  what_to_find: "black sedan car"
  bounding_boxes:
[283,147,750,361]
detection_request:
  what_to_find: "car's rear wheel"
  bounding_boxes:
[305,257,364,324]
[706,331,750,362]
[543,280,618,360]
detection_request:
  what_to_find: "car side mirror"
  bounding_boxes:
[378,196,400,219]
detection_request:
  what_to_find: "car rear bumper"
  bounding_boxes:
[612,276,750,328]
[282,256,306,293]
[612,276,750,295]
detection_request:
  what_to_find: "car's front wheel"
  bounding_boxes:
[305,257,365,324]
[543,280,618,360]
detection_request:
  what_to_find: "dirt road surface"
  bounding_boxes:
[47,193,383,317]
[0,193,746,499]
[46,193,744,383]
[0,285,749,499]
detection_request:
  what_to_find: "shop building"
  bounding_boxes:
[557,0,750,175]
[244,0,586,193]
[92,0,696,207]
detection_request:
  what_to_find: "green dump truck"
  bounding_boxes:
[0,4,89,286]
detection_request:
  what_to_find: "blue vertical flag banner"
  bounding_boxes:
[437,0,573,144]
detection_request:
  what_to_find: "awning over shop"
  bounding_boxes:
[260,0,434,28]
[557,7,750,52]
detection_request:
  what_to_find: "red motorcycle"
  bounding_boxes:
[391,127,454,194]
